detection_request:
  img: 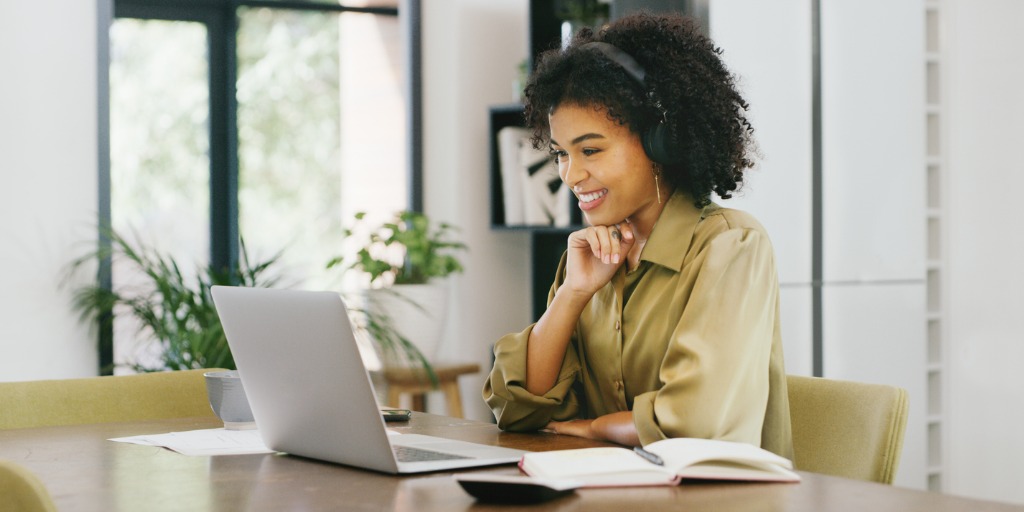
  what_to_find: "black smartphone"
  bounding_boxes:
[381,409,412,422]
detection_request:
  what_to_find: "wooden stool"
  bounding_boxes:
[383,363,480,418]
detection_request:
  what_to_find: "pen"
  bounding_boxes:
[633,446,664,466]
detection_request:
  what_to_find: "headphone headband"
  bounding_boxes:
[577,41,683,165]
[580,41,647,87]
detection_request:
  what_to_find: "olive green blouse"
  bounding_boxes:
[482,191,794,459]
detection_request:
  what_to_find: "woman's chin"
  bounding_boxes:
[582,211,615,227]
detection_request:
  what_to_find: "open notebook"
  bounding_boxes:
[211,286,526,474]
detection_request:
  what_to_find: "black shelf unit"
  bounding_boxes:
[528,0,562,71]
[488,103,583,229]
[490,0,596,320]
[488,104,583,319]
[488,104,528,229]
[528,229,576,320]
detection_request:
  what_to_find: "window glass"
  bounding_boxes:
[109,18,210,369]
[237,8,407,292]
[106,5,407,372]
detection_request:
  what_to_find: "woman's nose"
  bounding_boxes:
[560,157,585,187]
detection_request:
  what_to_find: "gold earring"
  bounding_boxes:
[654,169,662,204]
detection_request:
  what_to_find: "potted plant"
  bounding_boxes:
[327,210,467,368]
[66,229,283,372]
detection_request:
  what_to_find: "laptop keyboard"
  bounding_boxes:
[393,445,471,462]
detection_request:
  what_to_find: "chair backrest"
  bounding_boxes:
[0,369,220,430]
[787,374,909,484]
[0,460,58,512]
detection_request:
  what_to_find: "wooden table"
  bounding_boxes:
[1,414,1022,512]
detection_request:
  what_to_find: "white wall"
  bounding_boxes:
[421,0,534,423]
[714,0,1024,501]
[0,1,100,381]
[712,0,927,489]
[945,0,1024,504]
[819,0,927,491]
[709,0,814,378]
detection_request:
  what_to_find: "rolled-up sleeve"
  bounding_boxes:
[482,324,582,431]
[482,252,584,431]
[632,228,777,447]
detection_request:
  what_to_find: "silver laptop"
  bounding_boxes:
[211,285,527,474]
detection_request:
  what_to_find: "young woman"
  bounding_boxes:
[483,12,793,458]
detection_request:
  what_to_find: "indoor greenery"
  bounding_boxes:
[67,229,282,372]
[326,210,467,385]
[66,226,437,383]
[554,0,610,26]
[346,298,434,381]
[328,210,467,288]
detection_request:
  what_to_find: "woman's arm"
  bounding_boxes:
[546,411,640,446]
[523,285,591,395]
[524,224,635,395]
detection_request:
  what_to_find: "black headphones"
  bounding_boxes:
[580,41,682,165]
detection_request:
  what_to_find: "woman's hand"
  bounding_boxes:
[546,411,640,447]
[545,418,595,439]
[563,222,636,297]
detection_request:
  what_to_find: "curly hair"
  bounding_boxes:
[523,12,756,208]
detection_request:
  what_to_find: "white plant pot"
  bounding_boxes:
[364,282,449,365]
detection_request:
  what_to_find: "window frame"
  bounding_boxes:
[96,0,422,373]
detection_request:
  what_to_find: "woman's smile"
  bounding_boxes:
[549,103,665,230]
[576,188,608,210]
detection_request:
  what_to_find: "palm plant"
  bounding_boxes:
[67,229,282,372]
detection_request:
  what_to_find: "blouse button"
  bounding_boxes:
[614,321,621,331]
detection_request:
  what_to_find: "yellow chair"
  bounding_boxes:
[787,374,909,484]
[0,460,58,512]
[0,369,221,430]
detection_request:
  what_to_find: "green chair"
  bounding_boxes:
[0,460,58,512]
[0,369,221,430]
[787,374,909,484]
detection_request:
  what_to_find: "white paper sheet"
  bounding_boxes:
[109,428,274,456]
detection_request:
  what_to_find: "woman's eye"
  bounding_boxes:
[582,148,600,157]
[549,149,567,162]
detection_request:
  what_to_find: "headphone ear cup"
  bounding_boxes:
[642,122,680,165]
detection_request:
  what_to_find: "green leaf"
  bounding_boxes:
[63,227,284,372]
[326,210,468,286]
